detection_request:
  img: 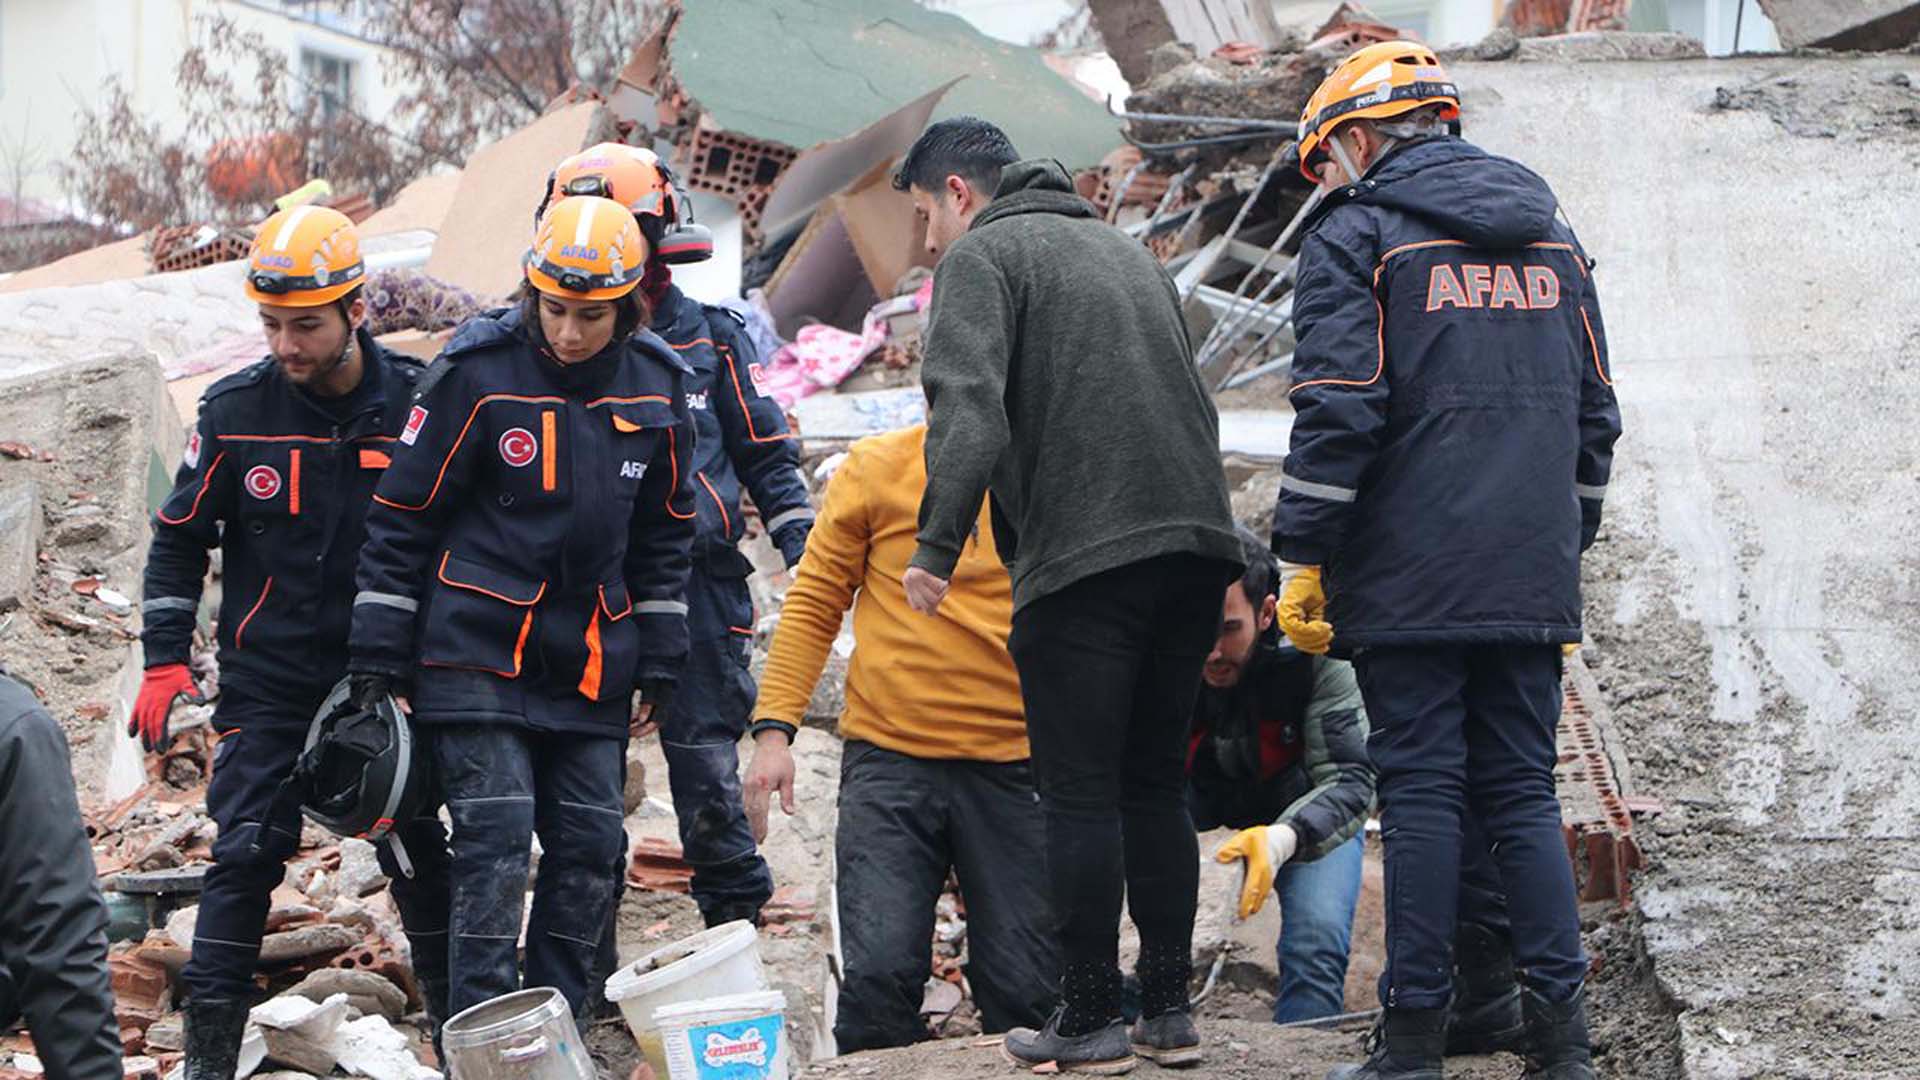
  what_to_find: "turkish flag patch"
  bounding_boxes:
[498,427,537,468]
[244,465,282,500]
[400,405,429,446]
[183,430,202,469]
[747,363,770,393]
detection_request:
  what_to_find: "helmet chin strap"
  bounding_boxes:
[1329,132,1399,187]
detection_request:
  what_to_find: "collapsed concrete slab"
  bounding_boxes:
[1757,0,1920,50]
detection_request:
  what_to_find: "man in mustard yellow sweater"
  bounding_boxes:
[743,423,1056,1052]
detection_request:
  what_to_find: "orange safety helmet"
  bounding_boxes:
[1296,41,1461,183]
[550,142,675,220]
[524,195,649,301]
[243,205,366,307]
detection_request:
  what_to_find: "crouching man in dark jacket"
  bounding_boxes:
[1273,41,1620,1080]
[1191,538,1374,1027]
[0,672,121,1080]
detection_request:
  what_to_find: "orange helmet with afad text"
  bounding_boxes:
[1296,41,1461,182]
[550,142,676,220]
[524,195,649,301]
[243,205,365,306]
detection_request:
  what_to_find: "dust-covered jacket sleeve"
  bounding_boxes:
[0,688,123,1080]
[625,377,698,686]
[1271,221,1388,566]
[1571,250,1620,551]
[1274,656,1376,861]
[140,402,235,668]
[913,246,1015,579]
[710,310,813,566]
[350,360,480,678]
[753,441,872,729]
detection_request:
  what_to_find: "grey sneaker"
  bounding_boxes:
[1003,1009,1138,1075]
[1129,1010,1204,1067]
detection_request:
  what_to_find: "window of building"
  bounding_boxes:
[300,48,357,122]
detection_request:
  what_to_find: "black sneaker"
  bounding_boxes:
[1003,1009,1138,1075]
[1129,1009,1203,1068]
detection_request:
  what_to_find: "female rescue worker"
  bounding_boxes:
[537,143,813,933]
[347,195,698,1016]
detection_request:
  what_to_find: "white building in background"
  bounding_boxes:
[0,0,405,208]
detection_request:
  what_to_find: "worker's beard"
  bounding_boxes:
[278,331,355,390]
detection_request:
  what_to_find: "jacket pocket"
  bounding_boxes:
[580,577,639,701]
[420,552,547,678]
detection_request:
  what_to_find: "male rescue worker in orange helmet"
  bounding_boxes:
[136,207,451,1075]
[1269,43,1621,1080]
[534,144,811,929]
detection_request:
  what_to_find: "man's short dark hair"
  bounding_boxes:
[1235,526,1277,608]
[892,117,1020,197]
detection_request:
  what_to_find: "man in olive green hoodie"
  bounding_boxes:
[898,117,1243,1073]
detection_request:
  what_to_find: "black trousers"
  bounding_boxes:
[181,684,448,1008]
[430,724,628,1016]
[833,740,1058,1052]
[1007,553,1234,1028]
[1355,644,1585,1010]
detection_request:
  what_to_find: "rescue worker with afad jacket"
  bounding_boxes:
[135,206,451,1075]
[536,144,812,927]
[1268,42,1622,1080]
[348,195,698,1016]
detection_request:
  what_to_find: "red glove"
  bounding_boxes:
[128,664,203,753]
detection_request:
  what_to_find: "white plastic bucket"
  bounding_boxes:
[655,990,788,1080]
[604,920,767,1074]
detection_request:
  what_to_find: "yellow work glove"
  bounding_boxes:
[1276,566,1333,655]
[1214,824,1299,921]
[1562,642,1580,658]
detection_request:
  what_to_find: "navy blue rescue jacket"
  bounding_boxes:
[349,307,697,733]
[652,285,812,573]
[142,333,423,705]
[1272,139,1622,651]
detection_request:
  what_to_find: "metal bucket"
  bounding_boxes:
[441,988,593,1080]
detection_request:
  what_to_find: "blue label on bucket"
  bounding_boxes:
[681,1016,781,1078]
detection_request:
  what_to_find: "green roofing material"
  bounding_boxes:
[668,0,1119,169]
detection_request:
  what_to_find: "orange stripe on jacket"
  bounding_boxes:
[288,449,301,516]
[157,451,227,525]
[697,471,730,535]
[578,609,603,699]
[540,410,557,493]
[235,577,273,647]
[721,343,792,444]
[375,394,567,512]
[663,427,696,520]
[1581,308,1612,386]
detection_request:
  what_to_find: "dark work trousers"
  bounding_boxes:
[182,683,449,1007]
[1007,553,1236,1033]
[1354,644,1585,1010]
[589,569,772,1005]
[1458,814,1513,937]
[434,724,626,1016]
[665,566,773,922]
[833,740,1059,1053]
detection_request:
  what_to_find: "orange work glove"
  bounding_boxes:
[128,664,203,753]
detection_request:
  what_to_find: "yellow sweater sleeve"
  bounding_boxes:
[751,450,870,727]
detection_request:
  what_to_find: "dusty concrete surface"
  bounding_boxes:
[0,354,183,801]
[1460,53,1920,1077]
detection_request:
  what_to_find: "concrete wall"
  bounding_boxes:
[0,0,408,208]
